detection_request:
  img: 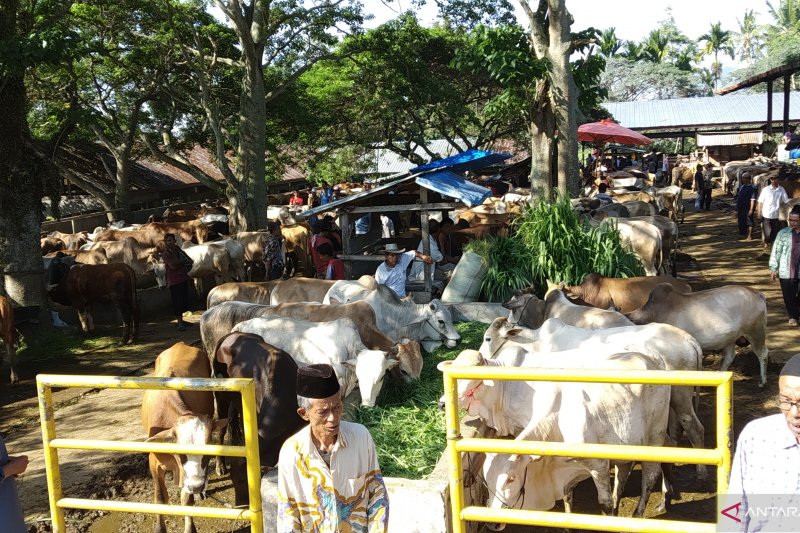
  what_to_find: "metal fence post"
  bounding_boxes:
[241,380,264,533]
[37,379,65,532]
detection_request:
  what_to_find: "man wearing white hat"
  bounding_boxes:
[374,243,432,299]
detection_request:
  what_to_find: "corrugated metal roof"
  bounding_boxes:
[369,139,471,174]
[602,91,800,131]
[697,131,764,147]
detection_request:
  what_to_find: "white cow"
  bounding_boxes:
[206,239,246,281]
[325,281,460,351]
[151,242,232,293]
[629,215,679,275]
[602,218,663,276]
[628,283,769,386]
[440,349,670,524]
[480,316,707,478]
[231,316,398,407]
[504,288,633,330]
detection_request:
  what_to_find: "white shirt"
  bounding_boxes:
[757,185,789,219]
[374,250,415,298]
[408,236,443,281]
[724,414,800,532]
[277,421,389,533]
[380,215,395,238]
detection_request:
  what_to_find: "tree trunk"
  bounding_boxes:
[0,0,48,316]
[528,116,554,200]
[232,50,268,233]
[547,0,580,195]
[114,155,131,222]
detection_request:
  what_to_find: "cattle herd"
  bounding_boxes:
[0,183,777,529]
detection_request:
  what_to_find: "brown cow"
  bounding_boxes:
[671,165,695,188]
[280,223,312,277]
[141,221,210,244]
[610,191,655,205]
[269,276,375,305]
[41,237,65,255]
[449,224,508,256]
[0,296,17,384]
[48,231,88,250]
[48,263,140,343]
[234,231,269,280]
[47,248,109,265]
[562,273,692,314]
[206,281,279,308]
[89,237,155,276]
[213,332,304,504]
[142,343,226,533]
[93,228,166,248]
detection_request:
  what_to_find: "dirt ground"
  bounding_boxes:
[1,192,795,532]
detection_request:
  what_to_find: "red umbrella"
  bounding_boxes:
[578,119,653,145]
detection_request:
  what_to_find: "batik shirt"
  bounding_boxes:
[277,421,389,533]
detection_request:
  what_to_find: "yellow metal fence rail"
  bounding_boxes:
[36,374,263,533]
[442,367,733,533]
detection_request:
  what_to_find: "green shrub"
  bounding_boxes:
[466,195,645,300]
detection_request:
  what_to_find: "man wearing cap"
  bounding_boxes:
[374,243,433,299]
[757,175,789,252]
[725,354,800,531]
[277,364,389,533]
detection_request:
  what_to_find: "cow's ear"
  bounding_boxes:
[511,454,534,467]
[146,428,177,443]
[502,327,523,338]
[400,337,412,345]
[212,419,228,434]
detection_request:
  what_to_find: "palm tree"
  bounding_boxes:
[698,22,734,88]
[598,27,622,57]
[766,0,800,31]
[733,9,764,63]
[622,40,643,61]
[672,47,696,71]
[697,68,716,96]
[642,29,670,63]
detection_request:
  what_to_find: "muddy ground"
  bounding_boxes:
[1,192,795,532]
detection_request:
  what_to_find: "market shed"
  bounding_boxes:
[696,131,764,165]
[299,149,510,300]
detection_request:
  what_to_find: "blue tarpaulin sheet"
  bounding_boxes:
[415,170,492,207]
[409,148,512,174]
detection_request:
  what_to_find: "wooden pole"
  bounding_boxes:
[784,74,791,135]
[420,189,432,296]
[339,211,352,280]
[767,79,774,135]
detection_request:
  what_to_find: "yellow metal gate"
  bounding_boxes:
[441,367,733,533]
[37,374,263,533]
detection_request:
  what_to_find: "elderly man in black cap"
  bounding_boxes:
[725,354,800,531]
[277,364,389,533]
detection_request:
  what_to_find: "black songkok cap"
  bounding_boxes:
[297,364,341,399]
[781,353,800,378]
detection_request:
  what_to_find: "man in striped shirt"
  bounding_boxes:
[277,364,389,532]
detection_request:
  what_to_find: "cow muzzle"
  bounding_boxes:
[183,476,207,495]
[445,338,458,348]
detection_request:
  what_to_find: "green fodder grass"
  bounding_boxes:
[467,195,645,301]
[347,321,486,479]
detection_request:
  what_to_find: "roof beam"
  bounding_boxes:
[715,59,800,95]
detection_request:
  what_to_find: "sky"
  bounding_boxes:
[368,0,777,68]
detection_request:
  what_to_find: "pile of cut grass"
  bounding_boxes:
[347,321,486,479]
